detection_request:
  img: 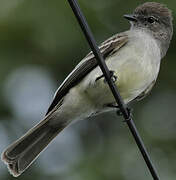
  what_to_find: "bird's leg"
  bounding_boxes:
[106,103,119,109]
[95,70,117,83]
[106,103,122,114]
[109,70,117,83]
[106,103,132,120]
[105,103,133,118]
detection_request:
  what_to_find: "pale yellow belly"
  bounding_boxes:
[80,56,159,107]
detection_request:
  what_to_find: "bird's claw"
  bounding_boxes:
[95,70,117,83]
[116,107,133,122]
[123,108,133,122]
[109,70,117,83]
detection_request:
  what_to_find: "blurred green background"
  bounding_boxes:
[0,0,176,179]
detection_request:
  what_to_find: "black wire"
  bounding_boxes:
[67,0,160,179]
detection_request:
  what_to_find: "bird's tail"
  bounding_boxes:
[1,115,68,177]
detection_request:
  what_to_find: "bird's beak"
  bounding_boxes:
[123,14,137,22]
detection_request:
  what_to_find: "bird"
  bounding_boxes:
[1,2,173,177]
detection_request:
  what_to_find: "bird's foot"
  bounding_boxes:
[109,70,117,83]
[116,107,133,119]
[106,103,119,109]
[106,103,133,121]
[95,70,117,83]
[123,108,133,122]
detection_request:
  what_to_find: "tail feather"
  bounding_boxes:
[1,117,67,177]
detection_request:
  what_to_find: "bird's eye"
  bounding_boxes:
[147,17,156,23]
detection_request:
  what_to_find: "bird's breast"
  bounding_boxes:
[108,35,160,103]
[80,30,161,106]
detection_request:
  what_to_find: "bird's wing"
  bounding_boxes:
[46,34,128,115]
